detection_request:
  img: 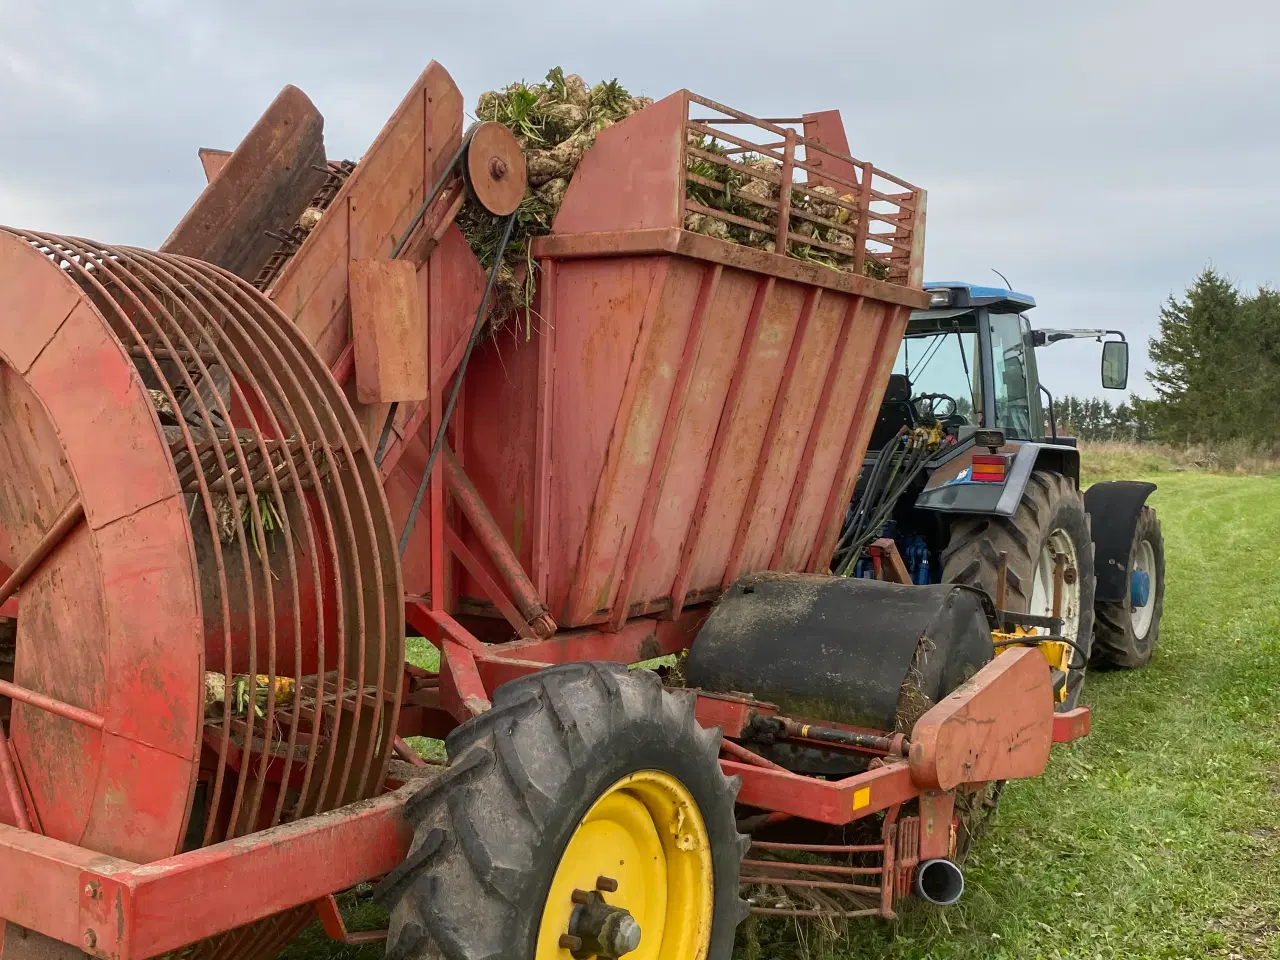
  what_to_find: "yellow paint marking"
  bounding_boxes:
[853,787,871,811]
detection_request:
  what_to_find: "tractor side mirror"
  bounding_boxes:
[1101,340,1129,390]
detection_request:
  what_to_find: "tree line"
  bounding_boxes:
[1057,268,1278,447]
[1052,394,1157,443]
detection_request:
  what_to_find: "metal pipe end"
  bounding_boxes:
[914,858,965,906]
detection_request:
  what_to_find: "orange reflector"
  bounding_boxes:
[971,454,1007,482]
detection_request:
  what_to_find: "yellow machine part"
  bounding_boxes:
[536,771,715,959]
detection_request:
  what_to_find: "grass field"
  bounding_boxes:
[284,460,1280,960]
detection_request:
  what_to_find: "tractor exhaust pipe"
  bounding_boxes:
[914,859,965,906]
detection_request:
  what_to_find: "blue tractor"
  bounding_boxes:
[842,282,1164,710]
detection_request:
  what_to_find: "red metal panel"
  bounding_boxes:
[551,92,686,235]
[546,257,665,621]
[607,264,722,630]
[0,787,414,960]
[455,335,539,613]
[770,295,860,567]
[909,647,1055,791]
[635,268,758,614]
[565,256,699,624]
[0,824,113,952]
[562,257,673,624]
[917,791,954,861]
[0,239,80,377]
[349,258,427,404]
[805,303,902,571]
[777,297,883,568]
[727,287,850,581]
[270,62,463,367]
[532,258,557,599]
[161,85,326,282]
[668,274,771,616]
[685,280,806,593]
[800,111,858,191]
[30,302,179,531]
[492,613,700,668]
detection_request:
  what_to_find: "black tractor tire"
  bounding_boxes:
[941,469,1096,711]
[377,662,749,960]
[1091,506,1164,669]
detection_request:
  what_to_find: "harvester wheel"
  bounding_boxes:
[941,469,1096,711]
[1091,506,1164,669]
[378,662,749,960]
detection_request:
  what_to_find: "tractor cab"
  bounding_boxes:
[871,282,1130,449]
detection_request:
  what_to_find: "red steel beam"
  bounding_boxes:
[531,258,557,599]
[0,784,415,960]
[1053,705,1091,742]
[0,497,83,608]
[0,679,105,731]
[0,724,30,832]
[723,758,917,825]
[442,525,531,639]
[443,448,552,635]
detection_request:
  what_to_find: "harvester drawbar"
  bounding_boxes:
[0,63,1089,960]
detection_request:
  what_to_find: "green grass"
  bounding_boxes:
[745,467,1280,959]
[282,466,1280,960]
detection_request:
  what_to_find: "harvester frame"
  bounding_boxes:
[1,62,1088,960]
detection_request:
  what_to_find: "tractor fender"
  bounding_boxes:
[1083,480,1158,603]
[915,441,1081,518]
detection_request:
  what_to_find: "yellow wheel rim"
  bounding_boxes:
[535,770,714,959]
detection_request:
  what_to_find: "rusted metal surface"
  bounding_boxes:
[0,225,402,960]
[531,228,928,309]
[252,161,356,294]
[0,68,1073,960]
[1053,705,1092,742]
[442,449,554,637]
[0,682,103,732]
[0,499,83,610]
[198,149,232,183]
[349,259,427,403]
[867,537,912,584]
[527,244,912,625]
[0,722,29,831]
[740,837,887,921]
[0,786,414,960]
[464,121,527,216]
[162,85,328,281]
[909,646,1055,791]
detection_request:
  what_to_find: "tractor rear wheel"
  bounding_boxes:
[1091,506,1164,669]
[941,469,1096,711]
[378,662,749,960]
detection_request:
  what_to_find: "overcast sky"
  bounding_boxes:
[4,0,1278,399]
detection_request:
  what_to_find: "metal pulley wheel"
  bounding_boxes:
[463,120,528,216]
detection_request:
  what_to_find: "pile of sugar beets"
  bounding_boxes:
[460,68,886,333]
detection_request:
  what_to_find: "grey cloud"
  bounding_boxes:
[4,0,1279,398]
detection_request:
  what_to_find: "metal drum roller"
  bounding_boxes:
[0,228,403,958]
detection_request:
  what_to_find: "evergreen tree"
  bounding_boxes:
[1147,268,1241,443]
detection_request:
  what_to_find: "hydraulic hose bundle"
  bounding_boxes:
[832,428,933,575]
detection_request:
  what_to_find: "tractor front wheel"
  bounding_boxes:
[378,662,749,960]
